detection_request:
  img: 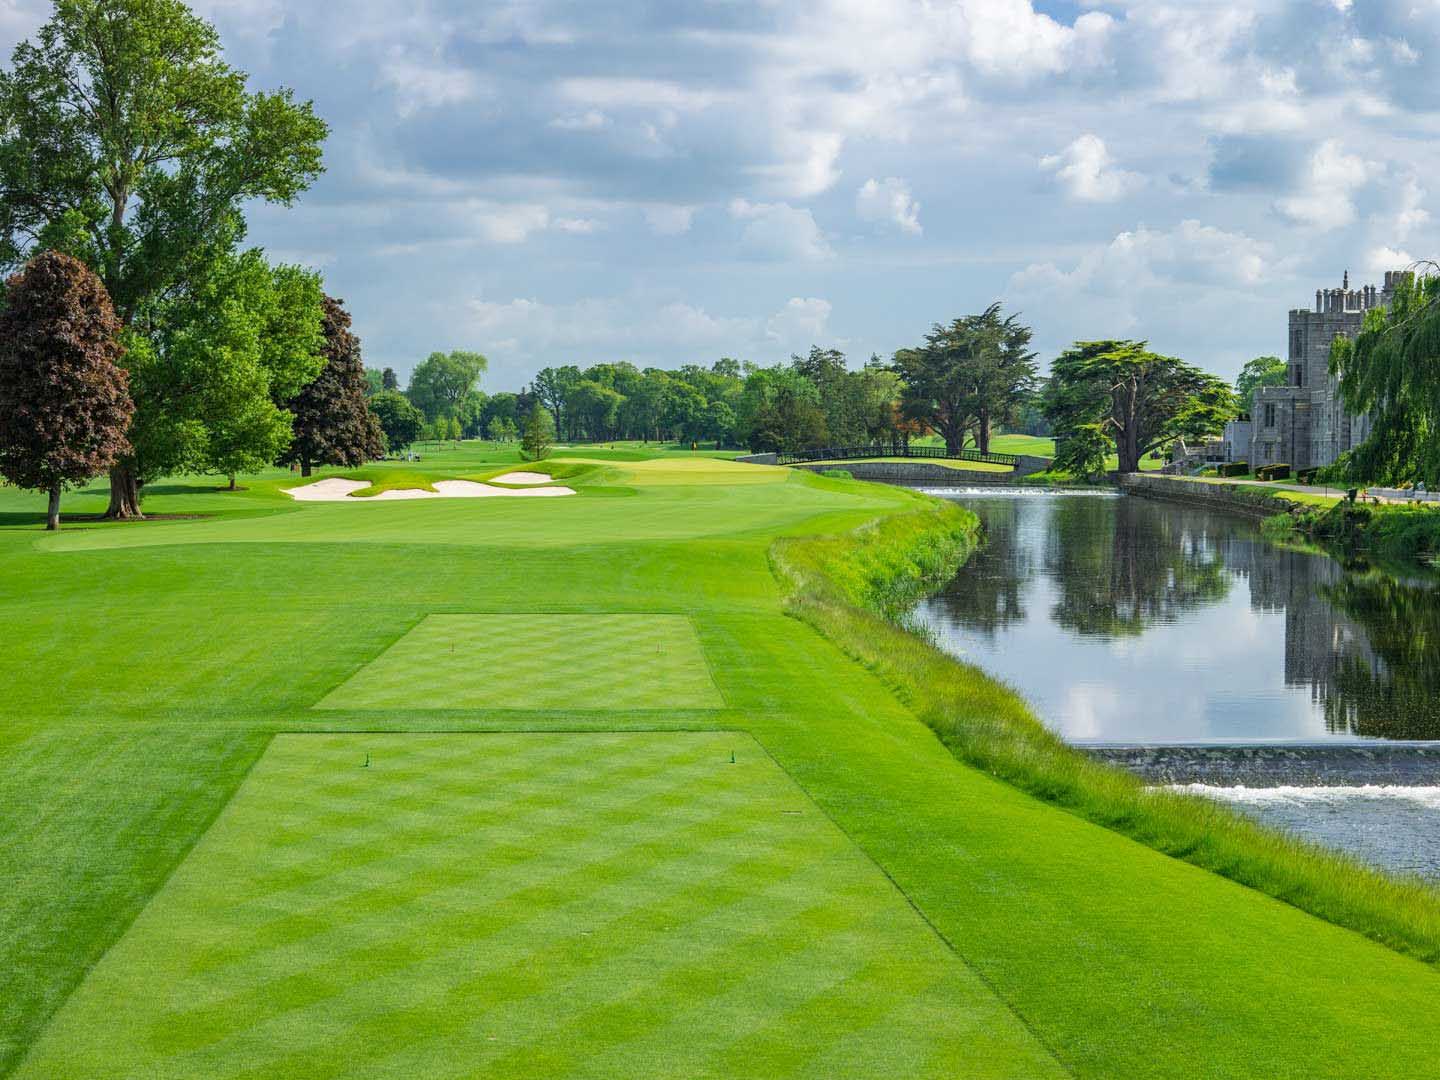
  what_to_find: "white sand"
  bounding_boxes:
[283,477,575,502]
[491,471,557,485]
[282,477,371,501]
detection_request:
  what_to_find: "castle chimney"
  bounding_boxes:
[1343,270,1350,291]
[1316,289,1323,313]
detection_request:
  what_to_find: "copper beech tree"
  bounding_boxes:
[281,296,384,476]
[0,251,134,529]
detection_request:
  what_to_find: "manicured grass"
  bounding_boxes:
[15,732,1054,1080]
[317,614,725,711]
[2,454,1440,1078]
[802,457,1015,473]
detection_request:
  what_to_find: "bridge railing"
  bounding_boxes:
[776,445,1022,468]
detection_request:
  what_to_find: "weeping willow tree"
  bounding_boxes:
[1329,267,1440,486]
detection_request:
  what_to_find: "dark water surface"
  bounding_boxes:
[912,487,1440,879]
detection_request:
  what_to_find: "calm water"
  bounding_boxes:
[913,489,1440,745]
[912,488,1440,879]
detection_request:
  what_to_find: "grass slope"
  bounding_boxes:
[1,448,1437,1078]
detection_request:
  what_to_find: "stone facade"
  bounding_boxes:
[1244,270,1407,471]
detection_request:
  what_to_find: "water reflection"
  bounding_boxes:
[913,489,1440,744]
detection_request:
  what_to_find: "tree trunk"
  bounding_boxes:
[301,458,313,477]
[228,475,237,491]
[47,486,61,531]
[104,463,144,520]
[977,413,991,454]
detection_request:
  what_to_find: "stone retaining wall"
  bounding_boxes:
[1119,474,1290,520]
[792,462,1021,484]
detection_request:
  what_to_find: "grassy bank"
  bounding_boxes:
[774,492,1440,965]
[1269,499,1440,563]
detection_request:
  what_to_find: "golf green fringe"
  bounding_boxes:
[771,484,1440,967]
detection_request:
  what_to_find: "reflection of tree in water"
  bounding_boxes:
[1321,571,1440,740]
[1044,497,1231,636]
[930,498,1032,635]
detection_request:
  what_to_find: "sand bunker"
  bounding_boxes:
[491,471,557,485]
[283,478,575,502]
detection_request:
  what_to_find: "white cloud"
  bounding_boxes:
[549,110,611,131]
[556,77,727,111]
[378,49,486,117]
[957,0,1114,79]
[1274,139,1381,230]
[553,217,602,234]
[766,298,833,344]
[1011,220,1275,297]
[729,198,834,261]
[1366,246,1414,274]
[1040,135,1144,202]
[1390,175,1430,241]
[856,178,922,235]
[470,203,553,244]
[644,205,696,236]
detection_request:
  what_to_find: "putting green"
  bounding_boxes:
[316,614,725,711]
[12,733,1060,1080]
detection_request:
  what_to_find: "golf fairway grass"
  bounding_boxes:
[2,445,1438,1078]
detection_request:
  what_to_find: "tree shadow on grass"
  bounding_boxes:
[0,512,211,530]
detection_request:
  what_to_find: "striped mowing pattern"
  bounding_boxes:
[13,733,1059,1079]
[316,614,725,712]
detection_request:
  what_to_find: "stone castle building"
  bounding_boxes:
[1237,270,1410,471]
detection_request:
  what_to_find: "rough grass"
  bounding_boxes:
[774,495,1440,966]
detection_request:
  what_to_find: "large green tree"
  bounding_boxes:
[0,250,133,529]
[1044,340,1235,473]
[1328,272,1440,487]
[121,249,324,493]
[0,0,327,517]
[407,350,487,421]
[280,296,383,476]
[1235,355,1286,414]
[368,390,424,454]
[892,305,1038,455]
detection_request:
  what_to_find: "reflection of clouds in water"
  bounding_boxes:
[914,493,1363,743]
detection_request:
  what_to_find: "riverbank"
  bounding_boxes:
[1118,472,1440,562]
[778,486,1440,968]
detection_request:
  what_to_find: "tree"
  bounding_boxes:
[532,365,581,437]
[0,251,133,529]
[1044,340,1235,474]
[281,296,384,476]
[407,350,487,421]
[381,367,399,392]
[1236,355,1286,414]
[747,385,828,454]
[1052,424,1111,481]
[892,305,1037,455]
[0,0,328,518]
[570,380,624,440]
[363,368,384,396]
[520,401,552,461]
[370,390,424,453]
[1328,272,1440,487]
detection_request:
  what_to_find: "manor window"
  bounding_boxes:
[1265,404,1277,427]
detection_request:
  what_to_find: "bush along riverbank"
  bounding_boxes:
[1266,498,1440,564]
[772,487,1440,965]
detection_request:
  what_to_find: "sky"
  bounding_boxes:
[3,0,1439,391]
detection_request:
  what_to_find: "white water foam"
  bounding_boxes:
[1169,783,1440,808]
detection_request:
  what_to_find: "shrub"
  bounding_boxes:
[1217,462,1249,478]
[1256,463,1291,482]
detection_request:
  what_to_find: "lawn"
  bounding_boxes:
[15,733,1054,1080]
[2,452,1439,1078]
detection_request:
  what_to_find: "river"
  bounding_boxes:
[912,486,1440,881]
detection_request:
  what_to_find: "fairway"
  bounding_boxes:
[12,733,1059,1080]
[317,614,725,711]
